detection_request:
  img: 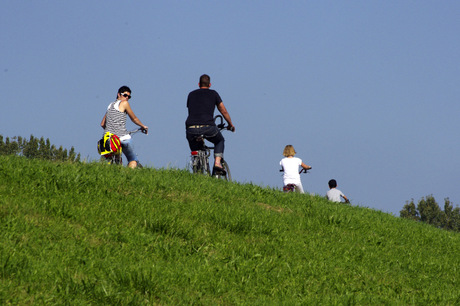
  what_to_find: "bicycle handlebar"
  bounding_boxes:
[279,167,312,174]
[193,116,232,145]
[214,115,235,132]
[128,128,148,135]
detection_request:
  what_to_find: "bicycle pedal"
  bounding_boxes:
[212,166,226,176]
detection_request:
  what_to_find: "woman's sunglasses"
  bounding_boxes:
[121,93,131,99]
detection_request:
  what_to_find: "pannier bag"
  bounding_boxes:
[97,132,122,156]
[283,184,296,193]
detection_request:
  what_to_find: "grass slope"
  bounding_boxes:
[1,155,459,304]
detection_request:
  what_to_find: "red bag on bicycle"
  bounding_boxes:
[97,132,121,156]
[283,184,296,193]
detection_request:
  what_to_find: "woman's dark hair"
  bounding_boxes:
[116,85,131,98]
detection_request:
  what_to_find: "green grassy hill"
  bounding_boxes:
[1,155,459,304]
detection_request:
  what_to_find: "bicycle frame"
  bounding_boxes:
[189,115,232,181]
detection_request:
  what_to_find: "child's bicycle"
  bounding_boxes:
[280,168,310,193]
[99,128,146,167]
[189,115,232,181]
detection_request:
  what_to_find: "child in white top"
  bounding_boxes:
[326,179,349,203]
[279,145,312,193]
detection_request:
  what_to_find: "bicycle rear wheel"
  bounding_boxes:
[192,156,201,174]
[202,155,211,175]
[106,154,122,165]
[192,154,210,175]
[109,154,122,165]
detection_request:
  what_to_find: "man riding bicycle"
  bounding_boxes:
[185,74,235,174]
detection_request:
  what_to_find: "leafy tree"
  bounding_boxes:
[417,195,442,227]
[0,135,4,155]
[23,135,39,158]
[16,136,25,154]
[0,134,80,163]
[38,137,49,159]
[401,195,460,232]
[3,137,20,155]
[68,147,81,162]
[400,200,419,221]
[55,146,66,161]
[442,198,460,232]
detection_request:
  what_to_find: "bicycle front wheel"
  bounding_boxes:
[213,159,231,181]
[222,160,231,181]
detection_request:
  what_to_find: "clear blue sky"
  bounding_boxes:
[2,1,459,215]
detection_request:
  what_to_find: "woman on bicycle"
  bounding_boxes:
[280,145,312,193]
[100,85,148,168]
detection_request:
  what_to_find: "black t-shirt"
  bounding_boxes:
[185,88,222,127]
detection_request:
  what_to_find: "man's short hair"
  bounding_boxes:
[328,179,337,188]
[199,74,211,87]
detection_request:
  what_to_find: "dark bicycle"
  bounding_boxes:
[189,115,232,181]
[279,168,310,193]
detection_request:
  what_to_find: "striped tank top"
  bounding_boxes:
[104,101,129,139]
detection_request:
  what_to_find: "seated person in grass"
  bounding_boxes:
[279,145,312,193]
[326,179,349,203]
